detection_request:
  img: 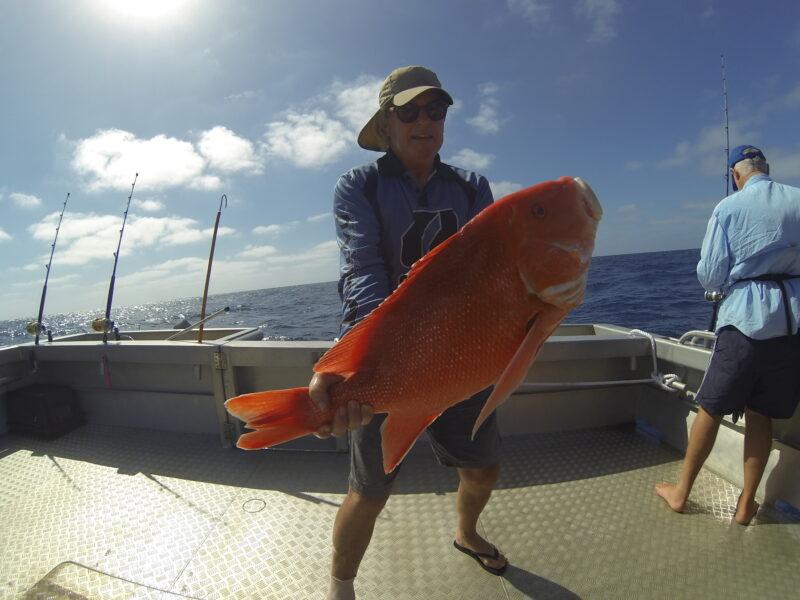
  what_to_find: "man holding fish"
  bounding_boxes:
[225,66,601,598]
[313,65,507,600]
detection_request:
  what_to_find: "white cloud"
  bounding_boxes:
[240,245,278,259]
[136,199,166,212]
[27,211,230,267]
[507,0,552,25]
[576,0,622,44]
[330,75,382,132]
[448,149,494,171]
[71,129,219,192]
[225,90,257,102]
[263,240,338,265]
[253,223,295,235]
[508,0,621,43]
[198,126,264,174]
[490,181,524,198]
[0,228,11,242]
[659,120,755,176]
[21,272,79,286]
[618,203,638,213]
[10,192,42,208]
[308,212,330,223]
[466,82,505,135]
[263,110,350,168]
[70,127,270,193]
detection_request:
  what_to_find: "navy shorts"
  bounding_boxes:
[696,326,800,420]
[349,387,501,497]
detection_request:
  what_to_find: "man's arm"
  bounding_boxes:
[697,212,732,291]
[334,170,394,333]
[312,170,389,437]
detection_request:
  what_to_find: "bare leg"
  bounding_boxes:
[655,407,723,513]
[454,464,506,571]
[327,488,389,600]
[736,408,772,525]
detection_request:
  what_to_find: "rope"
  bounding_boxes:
[628,329,684,392]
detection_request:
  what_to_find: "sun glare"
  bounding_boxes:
[100,0,191,21]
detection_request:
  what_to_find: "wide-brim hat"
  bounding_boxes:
[358,66,454,152]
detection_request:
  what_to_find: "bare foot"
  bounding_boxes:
[654,483,687,513]
[734,495,759,525]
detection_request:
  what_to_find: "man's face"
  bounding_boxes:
[384,89,446,168]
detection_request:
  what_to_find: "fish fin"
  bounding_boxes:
[314,321,374,376]
[225,387,320,449]
[381,412,441,474]
[471,311,565,439]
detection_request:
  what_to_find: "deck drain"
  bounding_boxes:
[242,498,266,513]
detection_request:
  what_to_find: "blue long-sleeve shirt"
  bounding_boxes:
[698,173,800,339]
[334,151,493,338]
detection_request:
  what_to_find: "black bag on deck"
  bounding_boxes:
[6,384,85,439]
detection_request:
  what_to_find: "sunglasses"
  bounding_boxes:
[390,99,449,123]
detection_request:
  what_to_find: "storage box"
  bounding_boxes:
[6,384,85,439]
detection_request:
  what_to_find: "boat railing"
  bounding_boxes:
[677,329,716,349]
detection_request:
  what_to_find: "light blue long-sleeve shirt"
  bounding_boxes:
[698,173,800,339]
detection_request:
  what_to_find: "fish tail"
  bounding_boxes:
[225,387,320,449]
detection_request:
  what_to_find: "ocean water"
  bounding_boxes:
[0,248,712,348]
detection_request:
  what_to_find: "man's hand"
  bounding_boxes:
[309,372,374,438]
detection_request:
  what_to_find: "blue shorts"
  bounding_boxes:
[696,326,800,421]
[348,387,501,497]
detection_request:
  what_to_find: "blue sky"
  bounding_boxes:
[1,0,799,321]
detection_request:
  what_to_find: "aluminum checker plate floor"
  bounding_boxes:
[1,424,798,600]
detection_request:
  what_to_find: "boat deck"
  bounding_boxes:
[2,423,798,600]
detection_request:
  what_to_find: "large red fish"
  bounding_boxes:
[226,177,602,473]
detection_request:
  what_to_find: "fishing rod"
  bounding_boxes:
[721,54,730,196]
[26,192,70,344]
[197,194,227,343]
[93,173,138,343]
[708,55,731,331]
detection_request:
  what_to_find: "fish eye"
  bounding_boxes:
[531,205,546,218]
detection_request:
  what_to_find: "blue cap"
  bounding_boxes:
[729,145,766,190]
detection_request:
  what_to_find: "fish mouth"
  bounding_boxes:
[573,177,603,221]
[520,269,588,309]
[538,272,588,307]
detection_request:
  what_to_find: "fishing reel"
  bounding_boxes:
[92,317,115,332]
[25,321,53,342]
[92,317,120,341]
[26,321,47,335]
[704,290,724,302]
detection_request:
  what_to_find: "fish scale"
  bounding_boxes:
[225,176,602,473]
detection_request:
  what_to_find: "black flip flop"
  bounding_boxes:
[453,540,508,575]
